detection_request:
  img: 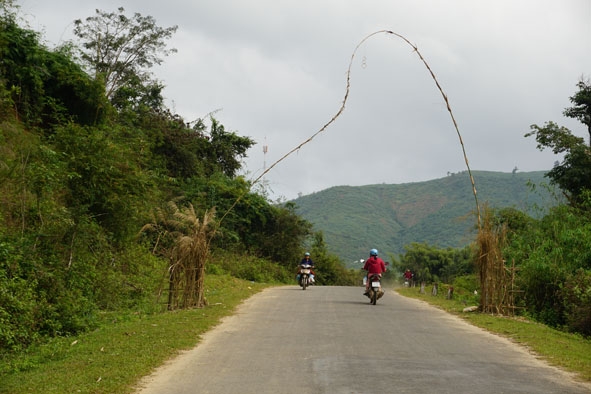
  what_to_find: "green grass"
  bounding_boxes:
[395,286,591,382]
[0,275,270,394]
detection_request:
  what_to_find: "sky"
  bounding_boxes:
[17,0,591,201]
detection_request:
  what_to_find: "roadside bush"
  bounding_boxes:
[560,269,591,337]
[393,243,474,286]
[453,274,478,293]
[518,255,565,327]
[92,245,167,312]
[0,239,40,351]
[0,237,97,350]
[503,204,591,334]
[0,274,39,352]
[209,250,292,284]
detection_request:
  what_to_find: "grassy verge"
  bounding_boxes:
[0,275,271,394]
[395,286,591,382]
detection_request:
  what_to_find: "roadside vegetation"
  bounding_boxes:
[1,2,590,393]
[0,275,272,394]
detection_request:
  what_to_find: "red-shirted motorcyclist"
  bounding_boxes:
[363,248,386,295]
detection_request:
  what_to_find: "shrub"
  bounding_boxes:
[453,274,479,293]
[0,274,39,351]
[209,251,292,284]
[560,269,591,337]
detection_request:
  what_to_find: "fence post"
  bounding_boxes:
[447,286,454,299]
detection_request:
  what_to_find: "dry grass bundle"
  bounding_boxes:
[167,204,216,310]
[141,201,216,310]
[476,205,514,314]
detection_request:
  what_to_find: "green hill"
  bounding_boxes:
[292,171,557,265]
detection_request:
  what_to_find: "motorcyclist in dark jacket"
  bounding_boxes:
[296,252,315,284]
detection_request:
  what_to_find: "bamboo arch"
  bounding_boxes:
[219,30,481,230]
[160,30,485,310]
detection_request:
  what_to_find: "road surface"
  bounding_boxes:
[135,286,591,394]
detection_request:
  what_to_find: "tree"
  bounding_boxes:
[0,0,17,20]
[199,118,256,178]
[526,79,591,207]
[73,7,177,100]
[396,242,471,285]
[0,12,106,127]
[151,116,255,180]
[307,231,358,286]
[255,201,313,264]
[524,123,591,206]
[525,121,584,155]
[563,78,591,146]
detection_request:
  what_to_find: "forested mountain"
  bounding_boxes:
[292,170,557,264]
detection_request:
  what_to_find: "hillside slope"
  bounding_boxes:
[292,171,556,264]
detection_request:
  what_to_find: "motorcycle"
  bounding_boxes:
[298,263,313,290]
[365,273,384,305]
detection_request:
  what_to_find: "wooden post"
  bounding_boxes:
[447,286,454,299]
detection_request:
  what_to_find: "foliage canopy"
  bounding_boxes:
[526,78,591,208]
[73,7,178,101]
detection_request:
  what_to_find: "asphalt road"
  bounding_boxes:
[135,286,591,394]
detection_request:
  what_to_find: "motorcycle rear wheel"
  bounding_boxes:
[370,290,377,305]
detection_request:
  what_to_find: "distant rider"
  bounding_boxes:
[296,252,315,284]
[404,269,413,286]
[363,249,386,295]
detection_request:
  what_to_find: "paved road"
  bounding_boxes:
[135,286,591,394]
